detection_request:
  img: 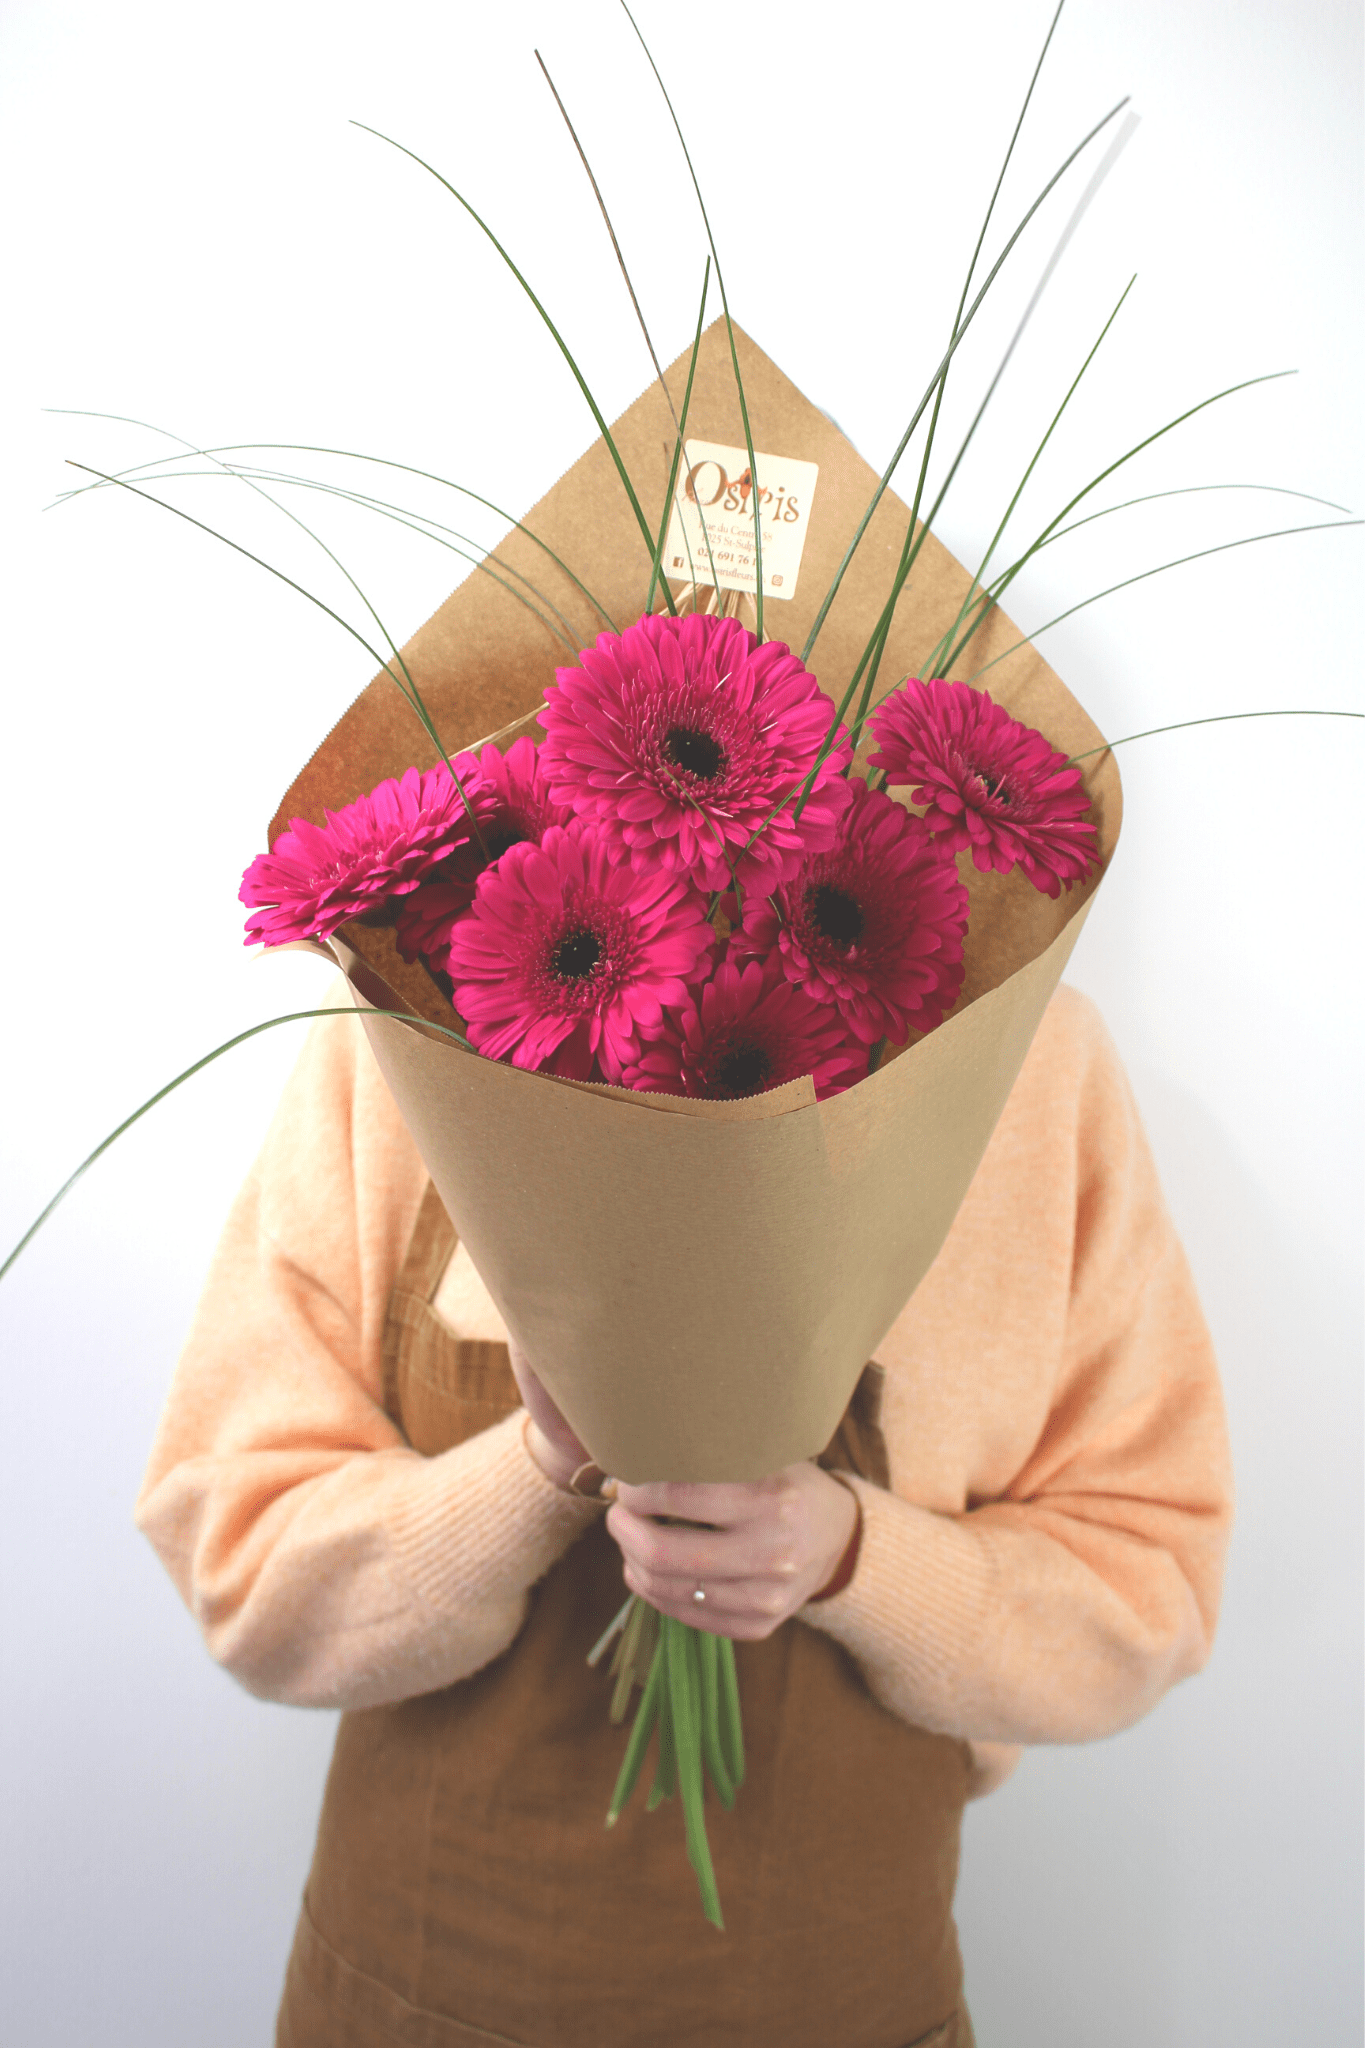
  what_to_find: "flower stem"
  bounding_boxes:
[606,1631,665,1826]
[588,1589,635,1669]
[609,1594,648,1722]
[667,1616,724,1928]
[717,1636,745,1787]
[698,1628,735,1809]
[647,1651,677,1808]
[601,1608,740,1926]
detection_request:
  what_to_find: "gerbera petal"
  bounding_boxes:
[733,780,970,1043]
[619,947,869,1101]
[869,677,1100,895]
[446,824,713,1075]
[238,759,497,948]
[539,610,853,894]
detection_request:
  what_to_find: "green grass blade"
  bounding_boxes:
[607,1628,665,1825]
[800,92,1132,669]
[127,462,586,658]
[717,1634,745,1788]
[1068,706,1364,765]
[0,1005,474,1288]
[240,468,586,648]
[847,115,1139,737]
[63,461,479,826]
[204,462,498,850]
[894,0,1071,555]
[700,495,1362,861]
[921,277,1138,685]
[49,420,621,630]
[1035,479,1355,547]
[531,61,721,606]
[535,49,676,421]
[59,415,450,748]
[618,0,765,640]
[668,264,727,605]
[935,0,1070,363]
[534,60,723,641]
[959,518,1364,688]
[874,0,1076,720]
[94,448,484,856]
[935,372,1299,678]
[57,460,375,666]
[647,259,712,613]
[350,123,668,604]
[926,480,1356,687]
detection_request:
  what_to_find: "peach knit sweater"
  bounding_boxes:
[135,983,1233,1788]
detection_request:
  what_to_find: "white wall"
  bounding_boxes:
[0,1,1359,2041]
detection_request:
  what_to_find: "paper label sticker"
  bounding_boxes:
[661,440,819,601]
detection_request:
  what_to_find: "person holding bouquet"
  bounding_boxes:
[135,958,1233,2048]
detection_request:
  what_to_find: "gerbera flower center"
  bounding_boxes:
[354,898,400,927]
[806,883,865,951]
[483,820,531,860]
[714,1040,772,1096]
[663,725,726,782]
[551,927,602,980]
[967,766,1010,806]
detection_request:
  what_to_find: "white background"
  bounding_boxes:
[0,1,1360,2041]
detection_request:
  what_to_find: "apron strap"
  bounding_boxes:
[395,1177,459,1302]
[818,1361,890,1491]
[382,1181,522,1454]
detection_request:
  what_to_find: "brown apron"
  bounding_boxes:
[277,1184,974,2048]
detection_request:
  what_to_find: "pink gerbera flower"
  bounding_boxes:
[393,880,469,966]
[538,610,853,895]
[621,950,869,1102]
[239,761,493,947]
[395,737,571,965]
[735,779,969,1044]
[446,823,715,1083]
[868,677,1099,898]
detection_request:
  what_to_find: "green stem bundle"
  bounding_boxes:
[603,1601,741,1930]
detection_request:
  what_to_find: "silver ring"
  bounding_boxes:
[692,1583,706,1605]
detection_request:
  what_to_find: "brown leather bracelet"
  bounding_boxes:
[568,1458,613,1500]
[808,1488,863,1602]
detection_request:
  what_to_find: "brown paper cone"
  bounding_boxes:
[271,319,1121,1481]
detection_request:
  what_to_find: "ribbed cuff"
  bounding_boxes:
[386,1409,605,1621]
[799,1472,993,1733]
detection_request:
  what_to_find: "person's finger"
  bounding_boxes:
[606,1501,787,1585]
[617,1558,793,1640]
[613,1473,796,1530]
[507,1342,589,1461]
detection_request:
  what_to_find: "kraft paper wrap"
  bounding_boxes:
[273,320,1121,1482]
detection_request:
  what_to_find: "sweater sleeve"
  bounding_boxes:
[802,993,1235,1748]
[134,995,601,1712]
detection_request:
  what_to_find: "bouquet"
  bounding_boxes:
[232,311,1121,1924]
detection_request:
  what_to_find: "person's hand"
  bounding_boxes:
[605,1468,859,1639]
[507,1341,594,1493]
